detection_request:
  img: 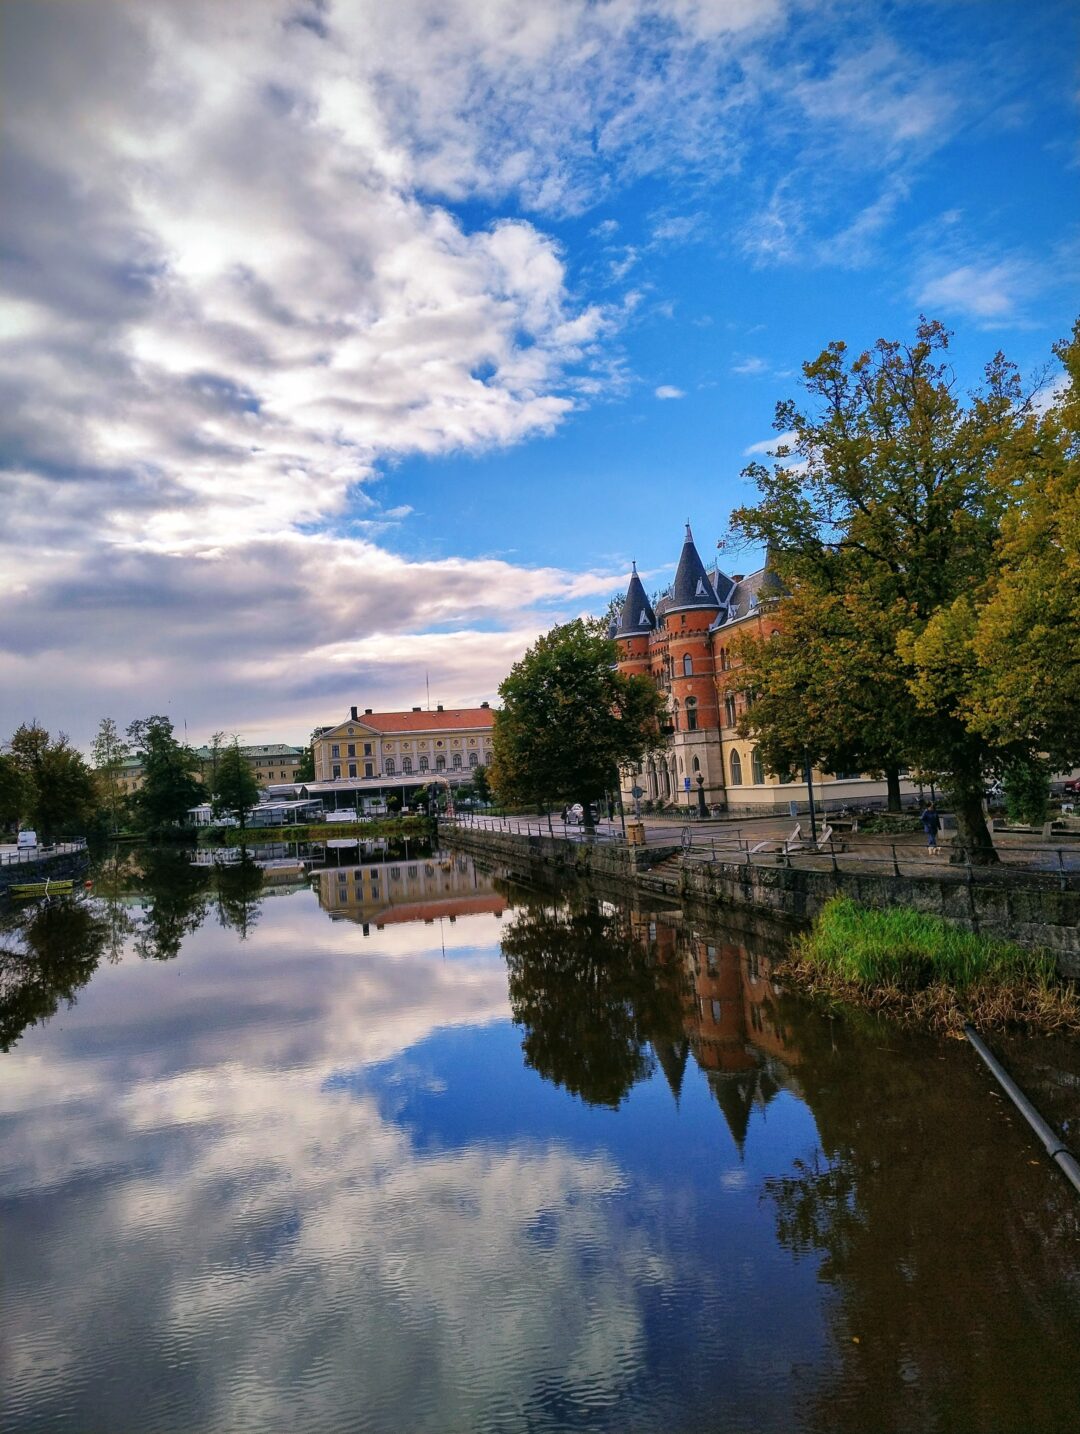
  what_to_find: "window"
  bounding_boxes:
[671,700,679,732]
[683,653,693,676]
[724,694,737,727]
[720,648,730,671]
[419,755,429,772]
[729,751,742,785]
[331,743,340,758]
[402,757,412,774]
[347,744,356,757]
[452,753,462,769]
[686,698,698,732]
[752,748,765,784]
[365,762,373,778]
[332,763,341,779]
[384,758,395,775]
[436,755,445,772]
[692,756,700,772]
[348,763,357,778]
[364,743,372,756]
[710,999,722,1023]
[469,752,478,767]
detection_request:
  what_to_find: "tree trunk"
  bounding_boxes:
[885,764,902,813]
[952,789,999,865]
[582,800,595,832]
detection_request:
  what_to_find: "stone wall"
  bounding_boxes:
[0,847,91,896]
[444,826,1080,977]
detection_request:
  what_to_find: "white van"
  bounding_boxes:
[17,830,38,851]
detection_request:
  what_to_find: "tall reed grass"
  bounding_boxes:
[786,897,1078,1032]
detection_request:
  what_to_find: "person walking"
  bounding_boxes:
[920,802,941,856]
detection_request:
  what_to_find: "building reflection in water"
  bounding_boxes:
[501,890,802,1135]
[315,850,507,933]
[631,908,801,1149]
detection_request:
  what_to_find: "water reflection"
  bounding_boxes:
[2,852,1079,1433]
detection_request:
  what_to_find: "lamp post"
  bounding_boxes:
[803,748,818,843]
[696,773,707,818]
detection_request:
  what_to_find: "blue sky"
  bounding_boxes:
[1,0,1077,745]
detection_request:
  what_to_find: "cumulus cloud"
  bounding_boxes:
[654,385,686,400]
[0,0,992,744]
[743,431,798,456]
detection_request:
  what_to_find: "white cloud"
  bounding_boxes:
[743,431,797,456]
[916,261,1026,321]
[731,355,769,376]
[654,385,686,400]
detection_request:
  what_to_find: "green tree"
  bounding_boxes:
[1002,756,1051,828]
[213,856,264,939]
[133,847,211,960]
[211,738,261,830]
[0,752,28,834]
[731,320,1025,862]
[295,734,317,782]
[8,722,100,842]
[90,717,131,834]
[127,715,203,833]
[490,619,666,828]
[471,763,492,803]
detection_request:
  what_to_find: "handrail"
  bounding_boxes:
[0,838,88,867]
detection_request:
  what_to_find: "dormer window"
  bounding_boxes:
[639,609,648,626]
[695,578,706,596]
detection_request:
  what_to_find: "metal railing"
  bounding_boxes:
[444,815,1080,889]
[0,838,88,867]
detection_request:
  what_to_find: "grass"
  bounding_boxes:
[782,896,1079,1033]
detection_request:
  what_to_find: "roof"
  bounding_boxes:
[615,562,656,636]
[191,742,303,760]
[710,563,784,629]
[330,707,495,735]
[666,524,720,613]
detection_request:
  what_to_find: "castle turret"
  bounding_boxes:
[614,561,655,681]
[666,525,721,741]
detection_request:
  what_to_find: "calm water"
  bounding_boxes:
[2,844,1079,1434]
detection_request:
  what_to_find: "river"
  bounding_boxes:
[1,842,1078,1433]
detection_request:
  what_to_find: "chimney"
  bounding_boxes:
[732,574,744,583]
[480,701,490,709]
[436,703,444,712]
[350,706,358,720]
[412,706,421,712]
[364,707,373,715]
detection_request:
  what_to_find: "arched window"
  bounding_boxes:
[452,753,462,769]
[671,700,679,732]
[419,755,429,772]
[720,647,731,671]
[692,756,700,772]
[402,757,412,774]
[752,748,765,785]
[683,653,693,676]
[468,751,478,767]
[729,750,743,786]
[384,758,395,775]
[435,755,445,772]
[724,694,737,727]
[685,697,698,732]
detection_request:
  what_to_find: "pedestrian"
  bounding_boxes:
[607,798,615,821]
[561,805,569,825]
[920,802,941,855]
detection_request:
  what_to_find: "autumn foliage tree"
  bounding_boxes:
[730,319,1030,861]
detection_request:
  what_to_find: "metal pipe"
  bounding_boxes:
[963,1024,1080,1197]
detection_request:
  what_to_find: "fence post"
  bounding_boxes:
[891,843,900,878]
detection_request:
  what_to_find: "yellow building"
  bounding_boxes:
[313,704,495,784]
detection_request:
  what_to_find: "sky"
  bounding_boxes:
[1,0,1077,750]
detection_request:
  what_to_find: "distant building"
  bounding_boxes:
[114,741,304,796]
[614,524,919,814]
[312,704,495,784]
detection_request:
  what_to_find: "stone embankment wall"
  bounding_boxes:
[444,827,1080,977]
[0,847,91,897]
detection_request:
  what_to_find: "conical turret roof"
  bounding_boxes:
[616,562,656,636]
[667,524,720,613]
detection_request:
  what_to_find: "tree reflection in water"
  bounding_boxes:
[501,897,686,1108]
[0,899,111,1051]
[212,855,264,939]
[131,847,212,961]
[762,1002,1080,1434]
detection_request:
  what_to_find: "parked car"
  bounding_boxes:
[1062,778,1080,796]
[325,809,361,823]
[565,803,600,825]
[16,830,37,851]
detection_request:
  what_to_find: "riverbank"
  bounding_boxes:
[203,816,436,846]
[779,897,1080,1034]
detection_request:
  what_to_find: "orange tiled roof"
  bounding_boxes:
[352,708,495,733]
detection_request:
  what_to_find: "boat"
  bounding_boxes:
[9,878,76,899]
